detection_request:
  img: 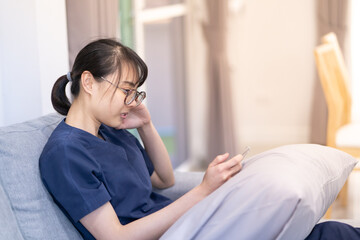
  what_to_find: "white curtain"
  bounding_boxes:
[202,0,238,161]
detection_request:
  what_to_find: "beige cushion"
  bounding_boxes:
[336,122,360,148]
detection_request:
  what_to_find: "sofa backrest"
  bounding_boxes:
[0,113,83,240]
[0,181,24,240]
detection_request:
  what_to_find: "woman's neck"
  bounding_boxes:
[65,100,101,138]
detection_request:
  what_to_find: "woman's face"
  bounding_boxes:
[92,70,139,129]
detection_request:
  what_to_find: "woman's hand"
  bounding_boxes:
[199,153,244,196]
[120,103,151,129]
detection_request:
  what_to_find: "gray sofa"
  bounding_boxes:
[0,113,204,240]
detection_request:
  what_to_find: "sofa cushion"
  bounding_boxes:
[161,144,358,240]
[0,113,83,240]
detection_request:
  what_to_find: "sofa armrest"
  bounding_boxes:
[153,171,204,201]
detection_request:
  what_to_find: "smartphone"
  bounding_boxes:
[241,146,251,159]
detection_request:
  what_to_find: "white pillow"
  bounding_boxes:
[161,144,358,240]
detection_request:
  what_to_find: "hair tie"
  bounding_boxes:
[66,72,72,82]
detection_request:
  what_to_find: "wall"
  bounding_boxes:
[227,0,317,153]
[66,0,119,67]
[351,0,360,121]
[0,0,69,126]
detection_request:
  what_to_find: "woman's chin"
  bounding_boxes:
[114,119,125,129]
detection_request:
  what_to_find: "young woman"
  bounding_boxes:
[39,39,244,240]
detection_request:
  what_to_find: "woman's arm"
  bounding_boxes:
[80,153,244,240]
[120,103,174,189]
[137,121,174,189]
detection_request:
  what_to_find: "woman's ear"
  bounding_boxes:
[81,71,94,95]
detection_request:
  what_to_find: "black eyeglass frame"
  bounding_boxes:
[101,76,146,106]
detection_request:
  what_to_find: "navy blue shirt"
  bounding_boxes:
[39,120,172,240]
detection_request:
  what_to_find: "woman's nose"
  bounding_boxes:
[127,100,138,108]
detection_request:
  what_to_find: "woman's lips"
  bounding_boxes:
[121,113,128,119]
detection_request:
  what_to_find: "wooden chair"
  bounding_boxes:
[314,32,360,218]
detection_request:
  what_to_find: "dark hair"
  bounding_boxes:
[51,39,148,115]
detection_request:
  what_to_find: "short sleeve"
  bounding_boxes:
[40,142,111,222]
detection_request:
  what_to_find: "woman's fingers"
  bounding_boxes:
[209,153,229,167]
[222,154,243,168]
[201,153,244,195]
[222,154,243,177]
[229,159,243,177]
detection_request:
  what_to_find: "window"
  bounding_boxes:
[120,0,188,167]
[143,0,183,9]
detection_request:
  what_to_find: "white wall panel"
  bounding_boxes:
[0,0,68,126]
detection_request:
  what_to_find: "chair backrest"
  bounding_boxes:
[314,33,352,147]
[321,32,352,124]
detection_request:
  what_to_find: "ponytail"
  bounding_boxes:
[51,75,71,115]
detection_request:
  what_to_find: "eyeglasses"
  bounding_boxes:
[101,77,146,106]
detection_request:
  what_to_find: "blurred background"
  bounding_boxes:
[0,0,359,172]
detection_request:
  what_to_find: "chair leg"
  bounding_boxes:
[338,180,348,207]
[324,204,332,219]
